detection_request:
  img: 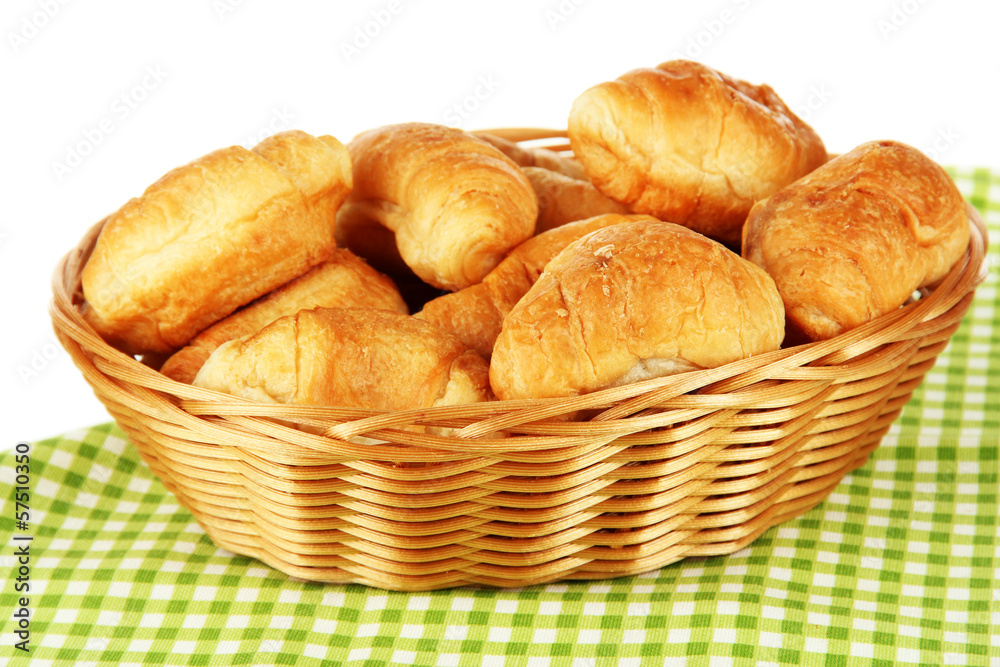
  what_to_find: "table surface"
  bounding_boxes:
[2,168,998,666]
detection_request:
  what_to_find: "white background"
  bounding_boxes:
[2,0,998,448]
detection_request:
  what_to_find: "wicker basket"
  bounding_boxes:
[50,130,989,591]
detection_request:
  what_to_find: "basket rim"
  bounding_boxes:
[49,131,990,455]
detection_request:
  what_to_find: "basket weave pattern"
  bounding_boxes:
[50,132,989,591]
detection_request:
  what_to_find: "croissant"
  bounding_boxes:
[568,60,827,244]
[160,249,408,383]
[81,130,352,354]
[339,123,538,291]
[525,166,630,234]
[472,131,587,180]
[194,308,493,412]
[334,200,411,280]
[742,140,970,342]
[490,220,785,400]
[416,213,657,358]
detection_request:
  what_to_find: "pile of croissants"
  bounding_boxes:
[78,60,970,417]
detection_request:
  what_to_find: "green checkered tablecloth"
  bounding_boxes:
[3,169,999,667]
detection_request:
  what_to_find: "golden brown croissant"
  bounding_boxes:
[334,200,411,280]
[416,213,657,359]
[339,123,538,291]
[490,220,785,400]
[742,140,970,342]
[568,60,827,244]
[193,308,493,411]
[525,166,630,234]
[160,249,408,384]
[472,132,587,180]
[81,130,352,354]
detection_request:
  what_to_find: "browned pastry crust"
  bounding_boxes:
[193,308,493,411]
[334,201,412,280]
[160,248,408,384]
[81,130,352,354]
[339,123,538,291]
[567,60,827,244]
[490,220,785,400]
[335,161,620,279]
[472,132,588,180]
[524,166,631,234]
[742,140,970,342]
[416,213,657,359]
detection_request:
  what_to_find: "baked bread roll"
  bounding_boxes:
[334,203,448,314]
[742,140,970,342]
[472,131,588,180]
[334,201,411,278]
[194,308,493,412]
[490,220,785,400]
[160,249,408,384]
[568,60,827,244]
[417,213,657,359]
[81,130,352,354]
[339,123,538,291]
[339,164,626,268]
[525,167,630,234]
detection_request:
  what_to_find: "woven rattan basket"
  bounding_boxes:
[50,130,989,591]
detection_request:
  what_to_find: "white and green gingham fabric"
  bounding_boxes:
[2,169,998,666]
